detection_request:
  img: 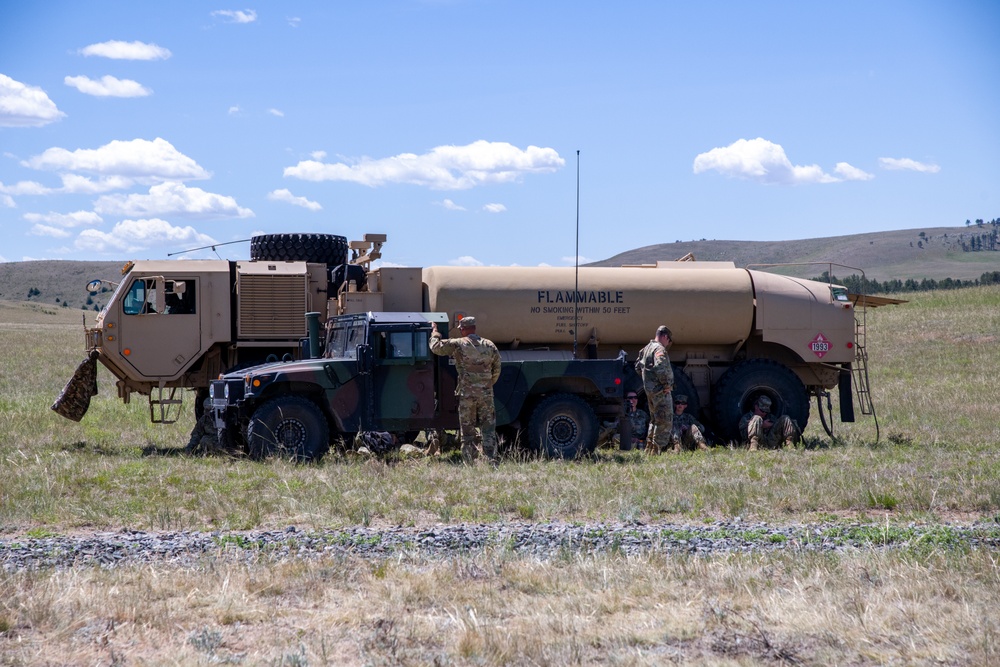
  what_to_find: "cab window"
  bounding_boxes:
[164,280,196,314]
[123,279,159,315]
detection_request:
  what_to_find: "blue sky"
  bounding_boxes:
[1,1,998,267]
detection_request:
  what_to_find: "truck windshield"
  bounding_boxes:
[326,322,365,359]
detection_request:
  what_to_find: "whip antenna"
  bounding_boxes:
[573,149,580,359]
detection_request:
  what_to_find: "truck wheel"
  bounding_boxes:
[527,394,598,460]
[246,396,330,462]
[250,233,348,266]
[711,359,809,443]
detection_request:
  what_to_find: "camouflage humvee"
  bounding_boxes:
[209,311,634,461]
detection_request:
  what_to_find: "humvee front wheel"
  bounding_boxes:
[247,396,329,462]
[527,393,598,460]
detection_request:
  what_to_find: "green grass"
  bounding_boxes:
[2,287,1000,534]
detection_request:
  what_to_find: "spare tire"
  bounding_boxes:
[250,233,348,266]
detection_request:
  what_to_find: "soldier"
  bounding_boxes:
[186,397,222,454]
[624,391,650,449]
[429,316,502,464]
[670,394,709,451]
[738,395,802,451]
[635,325,674,454]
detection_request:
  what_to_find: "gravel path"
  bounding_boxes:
[2,520,998,571]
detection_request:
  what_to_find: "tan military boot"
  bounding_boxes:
[697,441,710,451]
[783,438,796,450]
[645,440,660,455]
[748,437,760,452]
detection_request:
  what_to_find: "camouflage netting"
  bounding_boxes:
[51,350,99,422]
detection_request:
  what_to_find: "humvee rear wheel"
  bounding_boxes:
[247,396,329,462]
[250,233,348,266]
[527,393,598,460]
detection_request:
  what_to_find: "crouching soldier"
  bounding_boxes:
[738,395,801,451]
[670,394,708,451]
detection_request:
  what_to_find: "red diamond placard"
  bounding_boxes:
[808,332,831,359]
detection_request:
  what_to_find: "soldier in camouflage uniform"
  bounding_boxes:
[429,316,502,464]
[738,395,801,451]
[635,325,674,454]
[186,397,222,454]
[670,394,709,451]
[623,391,649,449]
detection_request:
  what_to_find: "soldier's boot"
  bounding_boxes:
[671,438,681,454]
[748,437,760,452]
[460,437,478,465]
[425,430,441,456]
[644,437,660,455]
[697,440,710,451]
[783,438,796,450]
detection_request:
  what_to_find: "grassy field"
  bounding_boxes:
[1,289,999,665]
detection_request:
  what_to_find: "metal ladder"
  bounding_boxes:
[852,297,875,416]
[149,385,183,424]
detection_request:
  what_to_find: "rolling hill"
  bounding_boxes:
[1,225,998,311]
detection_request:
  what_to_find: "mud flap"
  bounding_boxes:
[51,350,100,422]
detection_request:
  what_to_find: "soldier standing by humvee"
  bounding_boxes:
[635,325,674,454]
[429,316,502,464]
[670,394,709,451]
[738,395,801,450]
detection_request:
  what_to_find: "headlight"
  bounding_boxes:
[209,384,216,399]
[224,383,230,399]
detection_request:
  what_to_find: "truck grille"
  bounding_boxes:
[238,274,308,338]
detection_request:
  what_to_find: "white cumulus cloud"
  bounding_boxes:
[439,199,466,211]
[30,224,71,238]
[79,40,172,60]
[25,138,211,182]
[24,210,103,228]
[211,9,258,23]
[75,218,217,254]
[0,74,65,127]
[284,140,565,190]
[448,255,484,266]
[95,182,254,219]
[65,75,151,98]
[693,138,870,185]
[2,194,15,208]
[267,108,284,117]
[878,157,941,173]
[483,203,506,213]
[267,188,321,211]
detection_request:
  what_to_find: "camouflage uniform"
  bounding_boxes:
[738,396,801,450]
[635,331,673,454]
[186,397,222,454]
[51,350,100,422]
[429,317,502,464]
[670,394,708,451]
[625,404,650,448]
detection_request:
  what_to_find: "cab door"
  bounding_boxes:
[117,277,202,380]
[370,327,437,430]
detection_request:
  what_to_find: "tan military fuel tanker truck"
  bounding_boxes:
[55,231,884,442]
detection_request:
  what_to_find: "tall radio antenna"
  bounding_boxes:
[573,149,580,359]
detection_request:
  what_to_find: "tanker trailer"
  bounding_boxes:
[404,262,873,442]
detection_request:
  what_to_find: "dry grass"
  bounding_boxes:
[2,549,997,665]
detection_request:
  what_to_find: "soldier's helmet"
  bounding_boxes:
[755,395,772,411]
[674,394,688,405]
[458,315,476,328]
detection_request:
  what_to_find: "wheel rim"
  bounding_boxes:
[275,417,306,450]
[546,415,579,449]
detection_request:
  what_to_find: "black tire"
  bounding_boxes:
[246,396,330,462]
[711,359,809,443]
[527,394,599,460]
[250,233,348,266]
